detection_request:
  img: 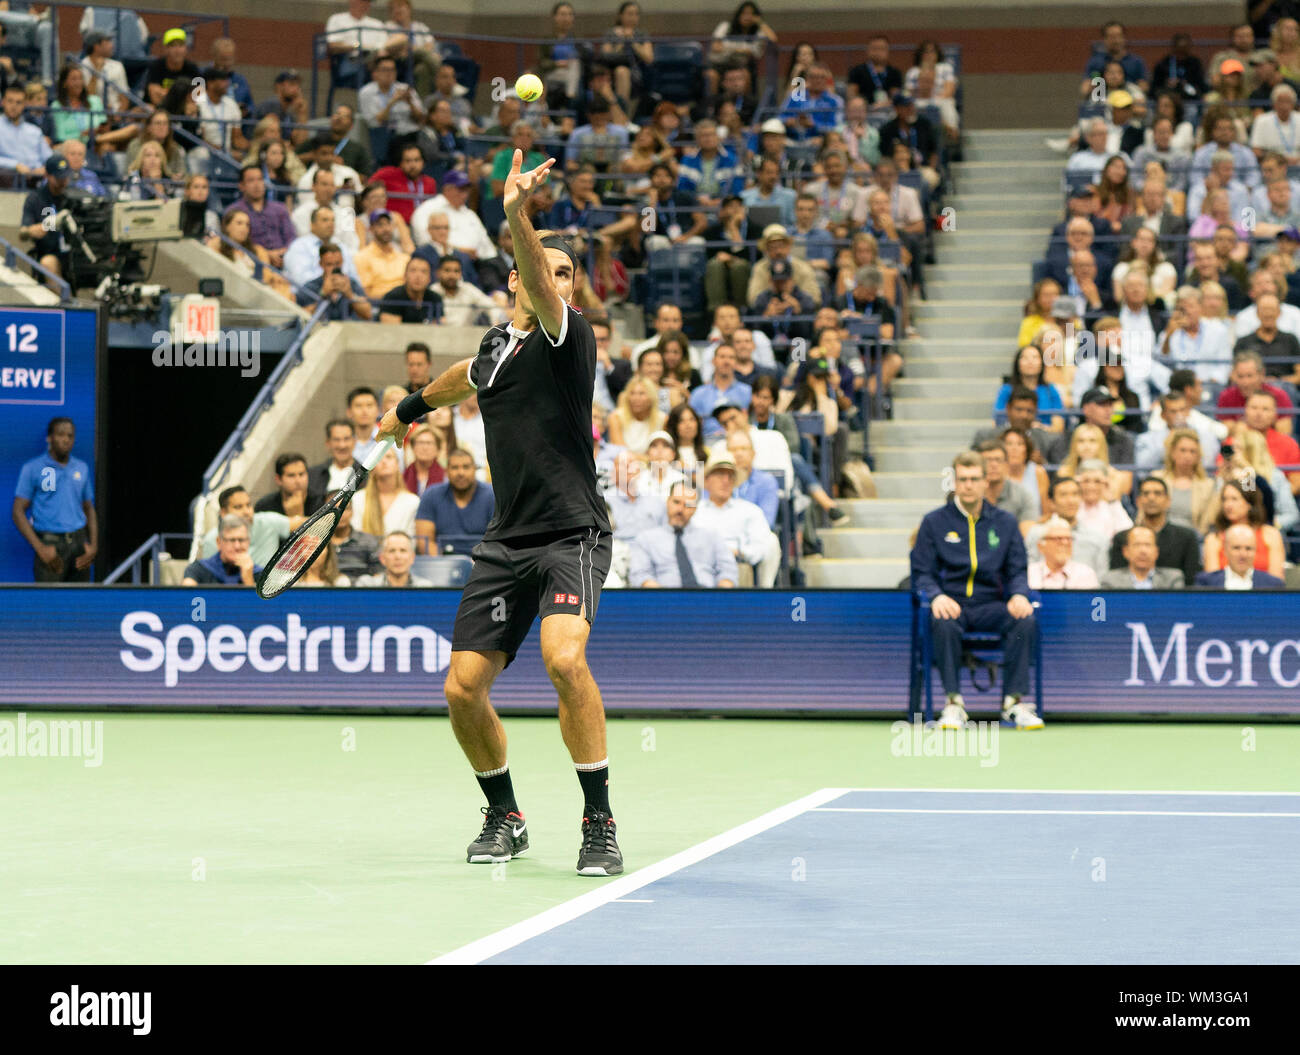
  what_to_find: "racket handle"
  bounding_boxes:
[361,436,397,472]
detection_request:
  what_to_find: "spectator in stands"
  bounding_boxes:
[1191,110,1261,187]
[383,0,438,96]
[377,255,441,323]
[1255,177,1300,238]
[487,121,545,204]
[255,452,323,517]
[1066,119,1116,182]
[414,448,493,555]
[284,205,360,288]
[700,194,753,313]
[225,165,296,269]
[1098,525,1183,588]
[48,64,104,148]
[474,221,515,294]
[355,210,412,299]
[656,330,701,405]
[183,515,259,586]
[1242,391,1300,494]
[17,155,74,281]
[1109,477,1200,584]
[308,420,358,497]
[1047,216,1108,289]
[677,119,744,208]
[1018,279,1064,348]
[976,386,1057,457]
[325,0,389,84]
[606,451,667,541]
[1152,427,1217,533]
[779,63,843,141]
[198,484,299,567]
[423,61,476,136]
[978,439,1034,523]
[1202,478,1286,578]
[417,98,468,181]
[410,170,495,259]
[607,376,666,454]
[1253,85,1300,165]
[120,142,173,202]
[359,55,426,166]
[11,415,97,582]
[1136,390,1216,470]
[1235,269,1300,336]
[194,67,247,161]
[1022,476,1108,574]
[412,212,477,283]
[1217,349,1297,430]
[1130,118,1192,194]
[354,531,430,586]
[1057,414,1134,497]
[598,1,654,103]
[321,104,372,179]
[403,425,445,496]
[801,149,868,229]
[0,82,50,177]
[1253,150,1300,211]
[55,139,104,197]
[257,139,305,200]
[789,192,835,284]
[691,449,780,586]
[297,137,363,210]
[1151,32,1206,100]
[346,386,382,462]
[667,403,710,471]
[145,27,199,107]
[741,156,797,228]
[324,489,378,579]
[207,37,253,117]
[879,93,940,190]
[867,158,927,290]
[847,33,902,108]
[352,447,418,537]
[1096,153,1139,233]
[124,110,187,181]
[703,60,759,128]
[292,170,355,249]
[1235,292,1300,381]
[1001,427,1048,520]
[1028,515,1102,590]
[1072,458,1134,542]
[630,480,739,588]
[691,344,754,441]
[722,424,780,525]
[81,29,129,114]
[299,242,372,319]
[432,254,505,326]
[1112,230,1178,309]
[1195,523,1287,588]
[912,451,1039,728]
[750,259,817,354]
[1160,285,1234,386]
[1209,24,1256,93]
[297,539,350,587]
[249,70,310,152]
[707,3,776,93]
[208,209,293,300]
[565,95,630,175]
[538,2,582,108]
[1065,249,1113,317]
[1080,20,1149,96]
[746,223,820,307]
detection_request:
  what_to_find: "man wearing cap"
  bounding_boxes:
[745,223,820,305]
[254,70,311,151]
[779,64,843,139]
[359,54,426,164]
[82,29,128,113]
[196,67,248,159]
[18,153,72,279]
[691,449,781,586]
[1103,90,1146,157]
[629,482,737,588]
[741,155,796,228]
[879,93,940,189]
[1251,84,1300,163]
[690,343,752,442]
[749,258,818,354]
[355,209,412,299]
[1081,21,1149,96]
[410,169,497,259]
[1190,112,1261,188]
[1043,386,1137,466]
[145,28,199,106]
[372,142,437,224]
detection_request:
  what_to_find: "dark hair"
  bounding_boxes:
[1154,89,1184,126]
[438,254,462,269]
[1005,345,1045,389]
[656,330,693,383]
[666,403,708,463]
[217,485,248,510]
[728,1,762,36]
[405,341,431,359]
[616,1,639,25]
[1049,475,1080,499]
[750,374,781,402]
[274,452,308,476]
[1138,476,1169,495]
[975,438,1007,456]
[325,418,354,437]
[1099,353,1141,411]
[912,39,942,67]
[1168,368,1198,394]
[238,163,261,183]
[998,426,1036,463]
[1215,479,1267,532]
[784,41,817,87]
[55,63,86,107]
[347,386,378,406]
[318,241,342,259]
[374,54,397,69]
[1007,384,1039,406]
[447,446,476,465]
[648,161,674,181]
[552,1,573,13]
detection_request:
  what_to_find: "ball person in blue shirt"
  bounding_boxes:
[12,416,98,582]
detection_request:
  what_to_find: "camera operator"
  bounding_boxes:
[18,153,72,283]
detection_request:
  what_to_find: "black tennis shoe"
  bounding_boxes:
[576,809,623,876]
[467,806,528,863]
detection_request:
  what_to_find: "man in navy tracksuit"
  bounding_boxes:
[910,451,1042,729]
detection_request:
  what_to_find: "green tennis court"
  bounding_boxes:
[2,712,1295,964]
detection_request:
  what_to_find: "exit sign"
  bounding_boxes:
[176,296,220,343]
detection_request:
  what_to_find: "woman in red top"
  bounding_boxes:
[402,425,446,496]
[1203,479,1285,578]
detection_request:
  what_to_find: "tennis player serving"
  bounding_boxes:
[377,150,620,876]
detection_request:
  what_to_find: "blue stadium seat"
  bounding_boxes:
[908,590,1044,721]
[645,244,706,327]
[792,412,833,492]
[411,555,473,586]
[649,42,703,104]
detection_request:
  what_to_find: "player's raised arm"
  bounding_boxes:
[378,356,477,444]
[501,149,567,340]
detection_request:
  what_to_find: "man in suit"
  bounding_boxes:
[1121,178,1189,259]
[1046,217,1114,289]
[1194,524,1287,589]
[1099,526,1185,588]
[1109,477,1201,584]
[309,419,358,497]
[910,451,1040,730]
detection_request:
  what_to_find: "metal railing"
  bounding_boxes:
[103,531,195,584]
[0,233,73,301]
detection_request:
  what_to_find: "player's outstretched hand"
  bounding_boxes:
[502,149,555,218]
[377,408,409,447]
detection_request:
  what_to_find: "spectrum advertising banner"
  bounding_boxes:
[0,588,1297,717]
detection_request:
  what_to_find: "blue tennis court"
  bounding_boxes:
[438,788,1300,965]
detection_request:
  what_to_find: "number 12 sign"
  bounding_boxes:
[0,309,66,405]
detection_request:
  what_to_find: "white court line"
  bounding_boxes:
[427,787,848,965]
[832,787,1300,797]
[812,807,1300,818]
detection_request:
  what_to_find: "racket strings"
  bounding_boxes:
[259,510,340,597]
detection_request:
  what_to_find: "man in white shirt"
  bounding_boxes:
[432,254,507,326]
[292,168,359,251]
[710,402,794,492]
[454,393,488,479]
[1163,285,1234,386]
[1234,269,1300,338]
[1026,516,1101,589]
[1250,84,1300,163]
[296,139,362,209]
[1186,150,1252,221]
[410,170,496,257]
[359,54,425,137]
[1194,524,1287,589]
[1065,119,1115,182]
[629,303,684,359]
[196,68,247,158]
[1074,317,1169,411]
[283,205,361,287]
[324,0,389,60]
[690,450,781,586]
[700,305,777,381]
[1136,391,1221,470]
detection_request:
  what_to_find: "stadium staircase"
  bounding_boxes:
[808,130,1062,587]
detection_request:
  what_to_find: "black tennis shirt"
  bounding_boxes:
[468,303,612,541]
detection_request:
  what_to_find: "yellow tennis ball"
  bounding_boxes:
[515,74,544,103]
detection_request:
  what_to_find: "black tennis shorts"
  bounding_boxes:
[451,526,613,666]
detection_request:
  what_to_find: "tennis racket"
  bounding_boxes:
[255,436,397,599]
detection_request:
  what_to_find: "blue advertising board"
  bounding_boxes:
[0,307,100,583]
[0,587,1296,717]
